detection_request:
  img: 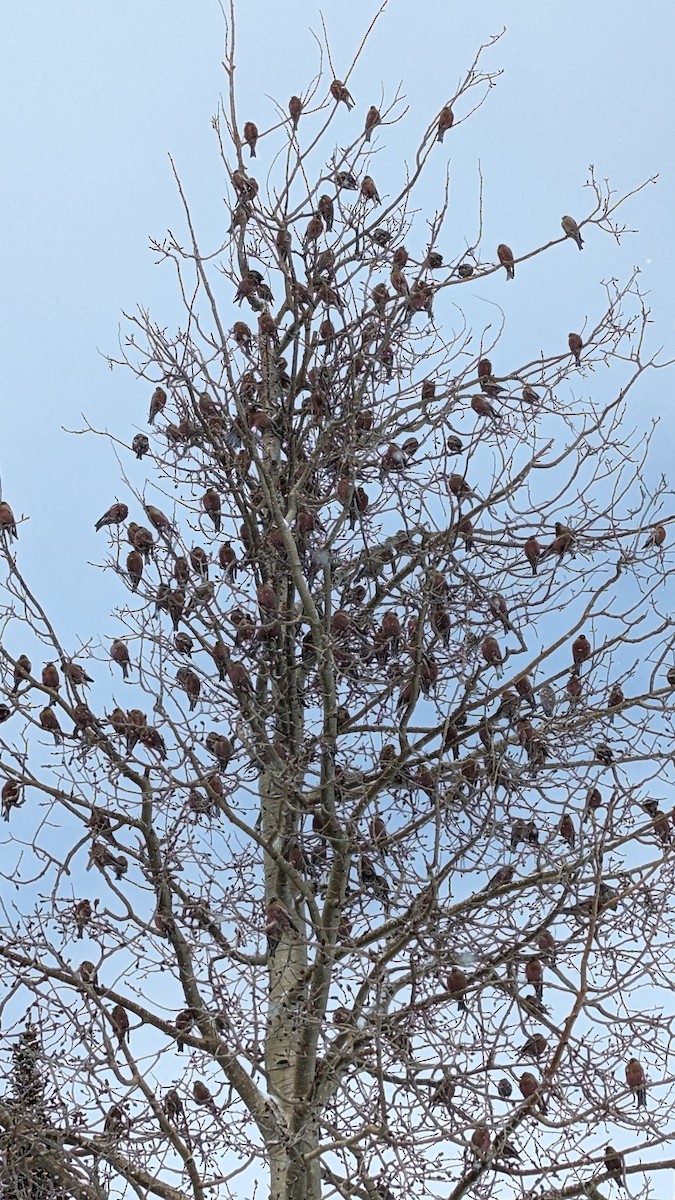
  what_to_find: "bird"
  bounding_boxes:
[330,79,354,110]
[144,504,173,535]
[644,524,666,549]
[481,636,504,675]
[625,1057,647,1108]
[266,897,298,957]
[126,551,143,592]
[361,175,380,204]
[0,501,18,539]
[568,332,583,366]
[525,957,544,1001]
[12,655,32,692]
[561,214,583,249]
[485,864,514,892]
[521,1033,548,1060]
[571,634,591,673]
[437,105,454,141]
[497,1078,513,1099]
[131,434,149,459]
[542,522,575,560]
[519,1071,547,1113]
[110,641,131,679]
[471,394,498,420]
[288,95,303,129]
[522,384,539,404]
[110,1004,129,1044]
[202,489,221,532]
[603,1146,626,1189]
[1,780,22,821]
[524,537,542,575]
[446,966,468,1012]
[497,243,515,279]
[539,683,556,716]
[192,1080,218,1114]
[457,262,474,278]
[607,683,624,720]
[64,662,93,690]
[39,707,63,744]
[175,1009,194,1052]
[364,105,381,139]
[243,121,258,157]
[470,1126,490,1157]
[74,899,92,938]
[559,814,576,848]
[148,387,167,424]
[41,662,60,703]
[95,502,129,532]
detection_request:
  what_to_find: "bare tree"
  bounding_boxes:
[0,7,673,1200]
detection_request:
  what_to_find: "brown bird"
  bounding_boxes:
[486,864,514,892]
[0,501,18,539]
[243,121,258,157]
[79,960,98,986]
[595,741,614,766]
[519,1071,547,1113]
[110,1004,129,1044]
[559,814,576,848]
[607,682,624,720]
[304,212,324,248]
[316,193,334,233]
[192,1080,217,1114]
[603,1146,626,1189]
[41,663,60,703]
[437,105,454,141]
[446,966,468,1012]
[110,640,131,679]
[457,261,474,278]
[63,660,93,687]
[257,583,278,615]
[288,95,303,129]
[524,957,544,1001]
[202,489,221,532]
[1,779,22,821]
[542,522,575,560]
[471,394,498,420]
[470,1125,490,1156]
[131,433,149,459]
[232,321,252,353]
[361,175,380,204]
[364,105,381,140]
[95,502,129,532]
[644,524,666,549]
[126,550,143,592]
[177,667,201,711]
[481,636,504,675]
[205,731,234,769]
[148,386,166,424]
[568,332,583,366]
[164,1088,184,1123]
[447,474,474,500]
[497,1078,513,1099]
[145,504,173,535]
[515,674,536,709]
[522,384,539,404]
[521,1033,548,1060]
[567,673,583,702]
[390,266,409,296]
[330,79,354,110]
[175,1009,194,1052]
[537,930,556,964]
[625,1057,646,1108]
[497,243,515,280]
[12,655,32,692]
[74,898,92,938]
[561,214,583,250]
[524,536,542,575]
[572,634,591,673]
[266,897,297,957]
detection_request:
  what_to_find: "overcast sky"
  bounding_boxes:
[1,0,673,640]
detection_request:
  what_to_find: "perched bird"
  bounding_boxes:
[202,489,221,532]
[63,660,93,687]
[524,536,542,575]
[110,641,131,680]
[95,502,129,532]
[542,522,575,560]
[364,105,381,139]
[625,1058,647,1108]
[361,175,380,204]
[266,897,297,957]
[561,214,583,249]
[79,960,98,986]
[603,1145,625,1189]
[470,1125,490,1157]
[667,666,675,688]
[522,384,539,404]
[175,1009,194,1052]
[0,501,18,539]
[595,742,614,766]
[471,394,498,420]
[539,683,556,717]
[243,121,258,157]
[288,95,303,129]
[177,667,201,711]
[537,930,556,964]
[148,386,167,424]
[485,864,514,892]
[330,79,354,110]
[571,634,591,673]
[437,105,454,141]
[525,957,544,1001]
[41,662,60,702]
[446,966,468,1012]
[74,899,92,938]
[192,1080,217,1115]
[127,550,144,592]
[559,814,576,848]
[447,474,475,500]
[145,504,173,535]
[521,1033,548,1060]
[607,682,624,720]
[497,243,515,279]
[316,193,334,233]
[457,261,474,278]
[164,1088,184,1123]
[519,1071,547,1113]
[39,707,63,744]
[497,1078,513,1099]
[12,655,32,692]
[644,524,666,549]
[110,1004,129,1044]
[131,433,150,460]
[481,636,504,675]
[1,780,22,821]
[568,332,583,366]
